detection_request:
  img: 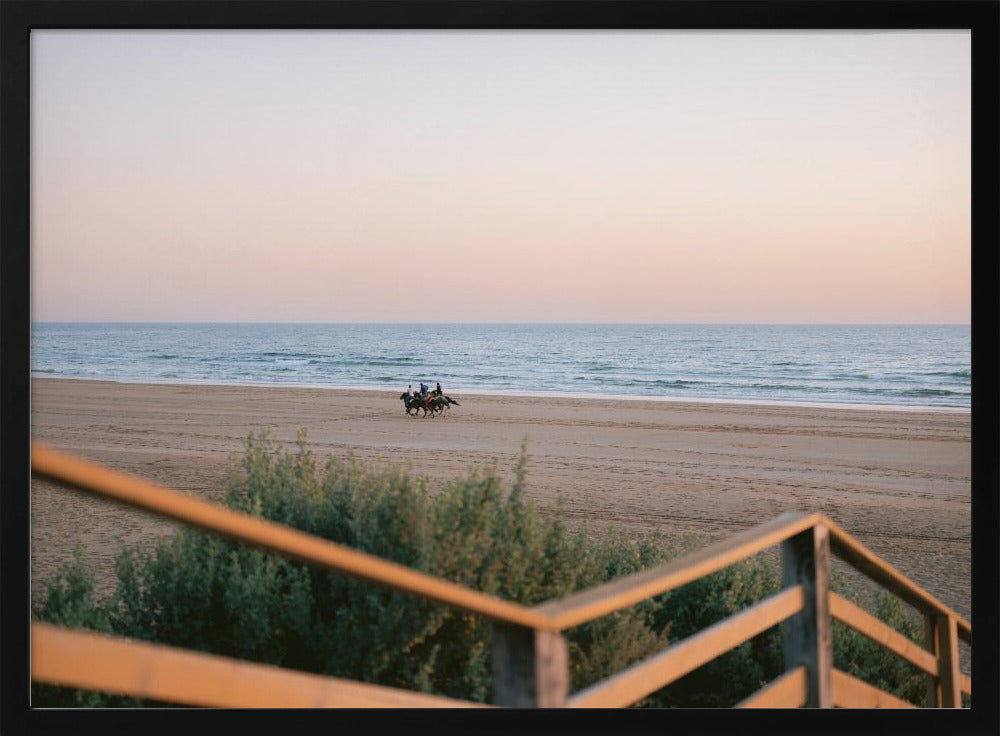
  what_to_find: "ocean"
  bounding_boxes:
[30,323,971,410]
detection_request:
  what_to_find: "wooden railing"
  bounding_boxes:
[30,443,972,708]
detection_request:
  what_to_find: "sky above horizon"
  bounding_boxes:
[31,30,971,323]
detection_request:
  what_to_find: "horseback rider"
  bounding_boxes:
[402,381,458,416]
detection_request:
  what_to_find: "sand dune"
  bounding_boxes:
[30,377,970,626]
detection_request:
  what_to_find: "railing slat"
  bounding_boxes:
[924,614,941,707]
[537,511,821,631]
[736,666,807,708]
[935,614,962,707]
[831,668,917,708]
[31,623,488,708]
[830,592,939,676]
[30,443,551,631]
[824,518,971,644]
[567,585,805,708]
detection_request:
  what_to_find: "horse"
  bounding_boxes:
[434,395,460,410]
[400,391,459,417]
[400,392,426,416]
[428,387,460,405]
[400,392,440,417]
[426,396,449,415]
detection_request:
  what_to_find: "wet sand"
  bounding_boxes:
[30,377,971,625]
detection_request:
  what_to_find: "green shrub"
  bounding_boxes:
[32,549,142,707]
[33,430,942,707]
[830,584,928,706]
[648,560,785,707]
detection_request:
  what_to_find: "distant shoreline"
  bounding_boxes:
[30,374,971,414]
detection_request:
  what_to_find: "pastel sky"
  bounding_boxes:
[31,30,971,323]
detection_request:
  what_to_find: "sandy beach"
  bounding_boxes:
[30,377,971,625]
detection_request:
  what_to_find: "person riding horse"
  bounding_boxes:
[400,383,460,417]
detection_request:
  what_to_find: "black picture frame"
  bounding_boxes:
[2,2,997,735]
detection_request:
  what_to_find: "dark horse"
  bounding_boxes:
[400,392,425,416]
[427,388,460,412]
[400,392,460,417]
[434,393,460,410]
[400,392,439,417]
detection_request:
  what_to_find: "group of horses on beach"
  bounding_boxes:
[399,387,460,417]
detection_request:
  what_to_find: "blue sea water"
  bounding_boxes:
[30,323,971,410]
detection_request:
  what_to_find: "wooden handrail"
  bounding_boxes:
[831,669,917,708]
[30,443,552,631]
[535,511,821,631]
[824,517,972,643]
[829,593,939,676]
[567,585,805,708]
[32,623,487,708]
[736,666,807,708]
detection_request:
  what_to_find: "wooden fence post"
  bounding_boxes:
[924,615,941,707]
[491,625,568,707]
[781,522,832,707]
[934,614,962,708]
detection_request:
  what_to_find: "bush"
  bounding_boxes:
[830,584,928,705]
[649,560,785,707]
[33,430,938,707]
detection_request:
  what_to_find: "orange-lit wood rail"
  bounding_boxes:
[736,666,807,708]
[566,585,806,708]
[831,669,918,708]
[829,592,939,676]
[533,510,822,631]
[30,443,971,708]
[535,512,971,642]
[30,444,551,632]
[32,622,489,708]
